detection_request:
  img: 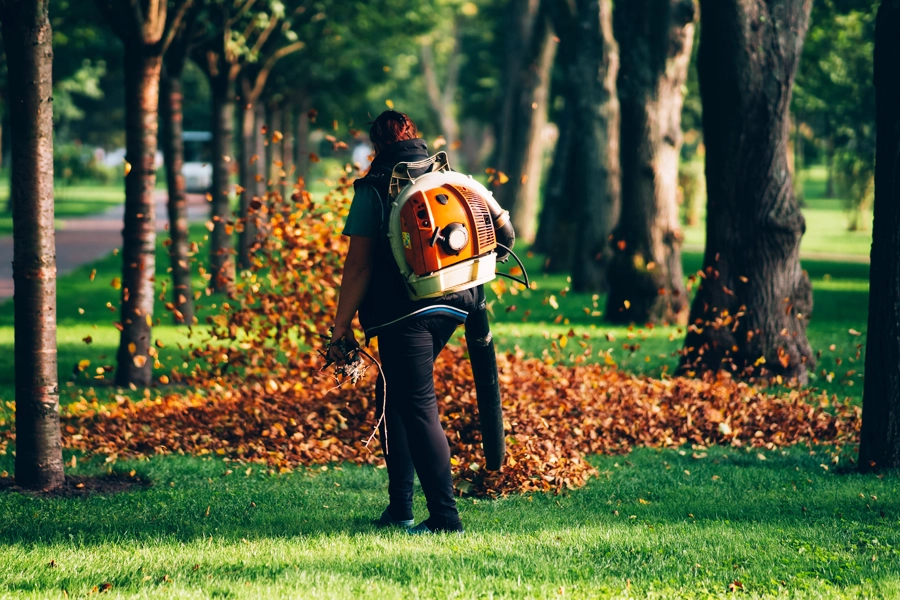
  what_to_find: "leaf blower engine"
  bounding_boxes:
[387,151,527,299]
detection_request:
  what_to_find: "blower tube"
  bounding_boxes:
[464,285,506,471]
[485,194,516,262]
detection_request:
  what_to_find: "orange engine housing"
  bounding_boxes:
[399,183,497,276]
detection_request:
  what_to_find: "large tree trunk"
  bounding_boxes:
[160,66,194,325]
[606,0,695,324]
[859,0,900,472]
[679,0,814,382]
[209,79,235,294]
[2,0,64,491]
[555,0,621,293]
[493,0,555,244]
[115,46,162,387]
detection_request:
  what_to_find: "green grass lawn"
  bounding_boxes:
[0,183,127,237]
[683,166,874,258]
[0,166,890,599]
[1,447,897,598]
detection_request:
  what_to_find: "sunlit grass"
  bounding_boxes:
[0,447,897,598]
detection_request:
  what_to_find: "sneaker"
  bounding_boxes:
[407,517,464,535]
[375,508,414,528]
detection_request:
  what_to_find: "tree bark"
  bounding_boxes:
[209,78,236,294]
[115,46,162,387]
[533,101,572,258]
[606,0,695,325]
[271,103,284,186]
[679,0,814,382]
[160,66,194,325]
[548,0,621,293]
[493,0,555,244]
[1,0,64,491]
[282,103,294,178]
[420,27,462,165]
[293,95,311,181]
[859,0,900,472]
[237,97,258,270]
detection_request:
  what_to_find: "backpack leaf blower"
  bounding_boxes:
[387,152,526,471]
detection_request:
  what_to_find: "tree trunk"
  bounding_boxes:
[114,45,162,387]
[459,118,492,174]
[679,0,814,383]
[293,94,311,181]
[533,102,572,258]
[264,101,275,184]
[237,99,257,269]
[606,0,695,325]
[558,0,621,293]
[493,0,555,244]
[825,133,836,198]
[2,0,64,491]
[859,0,900,472]
[160,67,194,325]
[268,103,283,186]
[282,104,294,179]
[209,79,235,294]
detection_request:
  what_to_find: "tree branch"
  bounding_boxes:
[247,40,305,101]
[160,0,195,55]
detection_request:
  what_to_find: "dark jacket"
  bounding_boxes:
[352,138,478,341]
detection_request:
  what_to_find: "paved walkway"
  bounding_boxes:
[0,192,208,301]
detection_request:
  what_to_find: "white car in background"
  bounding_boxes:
[182,131,213,193]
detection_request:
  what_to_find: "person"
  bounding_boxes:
[329,110,476,534]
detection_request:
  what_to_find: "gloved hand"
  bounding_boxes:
[328,326,359,365]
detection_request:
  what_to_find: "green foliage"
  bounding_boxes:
[794,0,877,230]
[52,143,118,186]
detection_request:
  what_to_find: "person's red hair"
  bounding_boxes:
[369,110,418,154]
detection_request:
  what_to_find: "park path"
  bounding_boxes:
[0,192,208,301]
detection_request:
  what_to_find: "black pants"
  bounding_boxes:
[375,316,460,524]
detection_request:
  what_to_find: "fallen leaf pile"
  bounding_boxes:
[59,346,860,495]
[17,173,866,495]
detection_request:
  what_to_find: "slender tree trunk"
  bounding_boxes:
[238,99,257,269]
[825,133,836,198]
[859,0,900,472]
[160,67,194,325]
[293,98,311,181]
[679,0,814,382]
[282,104,294,178]
[564,0,621,293]
[264,101,275,184]
[2,0,64,491]
[209,79,235,293]
[606,0,695,324]
[271,103,284,186]
[114,46,162,387]
[493,0,555,244]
